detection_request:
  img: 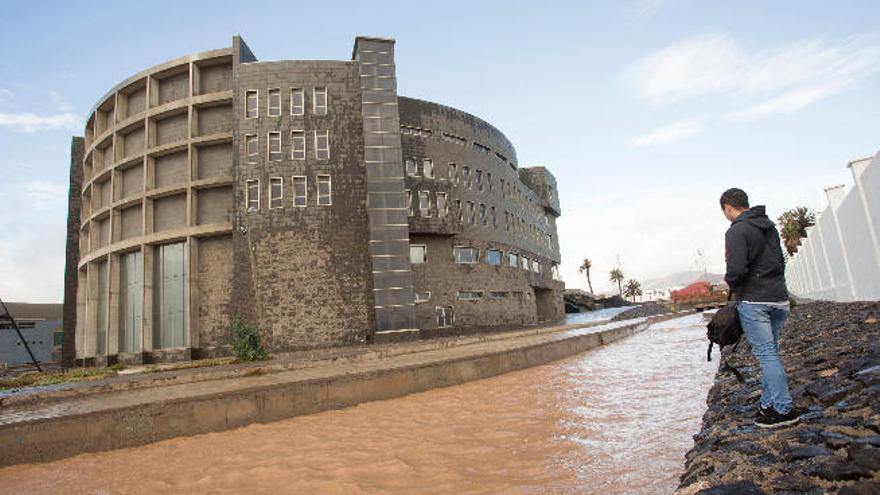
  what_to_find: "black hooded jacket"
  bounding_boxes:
[724,206,789,302]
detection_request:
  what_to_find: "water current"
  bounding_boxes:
[0,314,717,494]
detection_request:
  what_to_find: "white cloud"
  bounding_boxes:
[626,0,675,19]
[24,181,68,211]
[0,111,80,132]
[0,88,13,105]
[625,34,742,103]
[624,34,880,145]
[48,90,73,112]
[628,119,704,147]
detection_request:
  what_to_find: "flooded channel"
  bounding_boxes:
[0,314,717,494]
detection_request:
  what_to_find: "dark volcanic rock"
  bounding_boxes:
[697,480,768,494]
[609,302,670,321]
[807,456,873,481]
[848,444,880,471]
[783,444,834,460]
[676,301,880,494]
[838,480,880,495]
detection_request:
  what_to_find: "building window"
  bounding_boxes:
[269,177,283,209]
[292,176,307,207]
[489,291,509,299]
[245,134,258,163]
[453,246,478,264]
[410,244,426,264]
[478,203,486,225]
[415,291,431,303]
[476,170,483,191]
[532,259,541,273]
[423,159,434,179]
[436,306,454,328]
[455,199,462,223]
[317,175,332,206]
[491,206,497,228]
[290,88,304,115]
[458,290,483,301]
[313,87,328,115]
[462,166,471,189]
[500,179,506,198]
[437,192,448,218]
[406,157,418,177]
[419,191,431,217]
[245,90,258,118]
[448,162,457,185]
[508,252,518,268]
[467,201,475,225]
[315,130,330,160]
[405,189,413,216]
[521,257,529,270]
[267,89,281,117]
[246,179,259,212]
[487,173,492,192]
[291,131,306,160]
[485,249,502,266]
[268,132,282,161]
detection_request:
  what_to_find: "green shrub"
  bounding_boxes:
[230,314,269,362]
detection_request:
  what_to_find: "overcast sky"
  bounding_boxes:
[1,0,879,301]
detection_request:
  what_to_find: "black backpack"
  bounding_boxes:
[706,304,742,361]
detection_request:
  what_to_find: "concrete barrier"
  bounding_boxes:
[787,151,880,301]
[0,313,684,466]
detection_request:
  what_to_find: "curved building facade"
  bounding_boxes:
[66,36,564,365]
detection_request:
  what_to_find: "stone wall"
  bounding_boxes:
[230,53,375,350]
[678,301,880,494]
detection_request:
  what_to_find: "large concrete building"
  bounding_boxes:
[64,36,564,365]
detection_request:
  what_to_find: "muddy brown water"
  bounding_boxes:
[0,315,717,494]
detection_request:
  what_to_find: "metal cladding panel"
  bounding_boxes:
[119,251,143,353]
[154,242,186,349]
[355,38,416,332]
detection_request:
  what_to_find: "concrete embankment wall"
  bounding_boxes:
[0,314,682,467]
[787,151,880,302]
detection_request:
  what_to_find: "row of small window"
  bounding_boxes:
[409,245,544,273]
[411,127,513,168]
[414,290,532,304]
[405,190,553,248]
[245,176,332,212]
[244,131,330,162]
[245,88,328,119]
[408,158,544,214]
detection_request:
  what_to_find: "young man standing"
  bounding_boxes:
[720,188,800,428]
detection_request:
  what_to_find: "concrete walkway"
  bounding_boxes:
[0,313,684,466]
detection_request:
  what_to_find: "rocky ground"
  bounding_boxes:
[610,301,671,321]
[677,301,880,495]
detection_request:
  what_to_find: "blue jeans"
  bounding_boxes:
[737,303,793,414]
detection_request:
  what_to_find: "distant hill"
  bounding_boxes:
[642,271,724,290]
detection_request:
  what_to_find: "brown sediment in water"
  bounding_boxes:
[0,315,717,494]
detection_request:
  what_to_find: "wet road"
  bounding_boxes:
[0,314,717,494]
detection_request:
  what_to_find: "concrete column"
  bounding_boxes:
[107,253,121,358]
[825,186,858,301]
[849,156,880,279]
[142,245,155,354]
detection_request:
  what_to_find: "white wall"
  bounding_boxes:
[787,151,880,301]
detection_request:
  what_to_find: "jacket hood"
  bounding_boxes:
[733,205,775,231]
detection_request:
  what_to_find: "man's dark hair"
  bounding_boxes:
[720,188,749,209]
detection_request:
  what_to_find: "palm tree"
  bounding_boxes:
[578,258,594,294]
[624,279,643,302]
[777,207,816,256]
[609,268,625,297]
